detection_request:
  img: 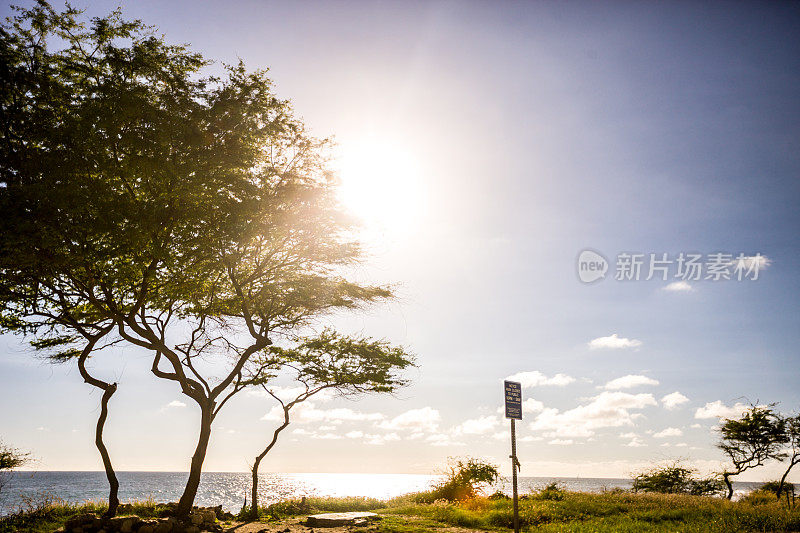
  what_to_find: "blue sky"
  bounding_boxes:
[1,1,799,480]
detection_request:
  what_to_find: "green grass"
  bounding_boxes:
[382,491,800,532]
[3,490,799,532]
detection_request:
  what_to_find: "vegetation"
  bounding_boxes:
[777,414,800,500]
[0,0,411,519]
[0,441,29,496]
[246,332,414,518]
[5,486,800,533]
[717,404,788,499]
[632,462,724,496]
[414,457,500,503]
[749,480,797,507]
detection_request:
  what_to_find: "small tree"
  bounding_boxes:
[0,441,29,496]
[776,414,800,501]
[245,330,414,517]
[717,405,787,499]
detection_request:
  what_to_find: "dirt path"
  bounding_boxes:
[222,515,490,533]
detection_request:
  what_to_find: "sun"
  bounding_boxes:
[335,138,423,234]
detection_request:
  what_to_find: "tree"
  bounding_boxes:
[0,441,29,496]
[0,0,403,518]
[245,330,414,518]
[717,405,787,500]
[776,414,800,501]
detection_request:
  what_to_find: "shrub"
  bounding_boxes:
[415,458,499,502]
[632,462,724,496]
[534,482,566,501]
[756,480,796,498]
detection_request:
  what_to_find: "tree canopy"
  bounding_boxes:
[717,405,787,500]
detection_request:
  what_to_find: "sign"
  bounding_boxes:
[504,380,522,420]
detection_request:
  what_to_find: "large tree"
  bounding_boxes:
[0,1,406,518]
[245,330,414,518]
[717,405,787,499]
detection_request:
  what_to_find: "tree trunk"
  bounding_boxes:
[97,383,120,518]
[176,403,214,517]
[776,458,798,501]
[250,415,290,519]
[723,472,734,500]
[77,334,120,518]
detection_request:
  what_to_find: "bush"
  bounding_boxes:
[415,458,499,502]
[534,481,566,501]
[756,480,795,498]
[632,462,724,496]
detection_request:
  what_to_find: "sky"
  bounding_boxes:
[1,0,799,481]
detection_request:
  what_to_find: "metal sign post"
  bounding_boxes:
[504,380,522,533]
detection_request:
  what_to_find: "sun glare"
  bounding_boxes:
[335,138,424,234]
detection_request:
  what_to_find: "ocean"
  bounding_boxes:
[0,471,762,516]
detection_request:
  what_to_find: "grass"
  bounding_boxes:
[383,490,800,532]
[3,489,800,532]
[0,496,172,533]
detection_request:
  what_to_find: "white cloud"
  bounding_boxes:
[694,401,749,420]
[548,439,574,445]
[524,398,545,413]
[661,392,690,410]
[675,443,688,447]
[619,432,638,439]
[530,391,656,437]
[345,431,364,439]
[663,281,694,292]
[159,400,188,412]
[625,438,646,447]
[653,427,683,438]
[379,407,440,432]
[690,423,702,429]
[588,334,642,350]
[603,375,659,390]
[455,415,500,435]
[506,371,575,388]
[730,254,771,272]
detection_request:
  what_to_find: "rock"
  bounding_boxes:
[120,518,137,533]
[138,526,155,533]
[65,513,100,531]
[182,527,199,533]
[153,520,173,533]
[304,512,379,528]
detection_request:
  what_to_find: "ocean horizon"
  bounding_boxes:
[0,471,765,516]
